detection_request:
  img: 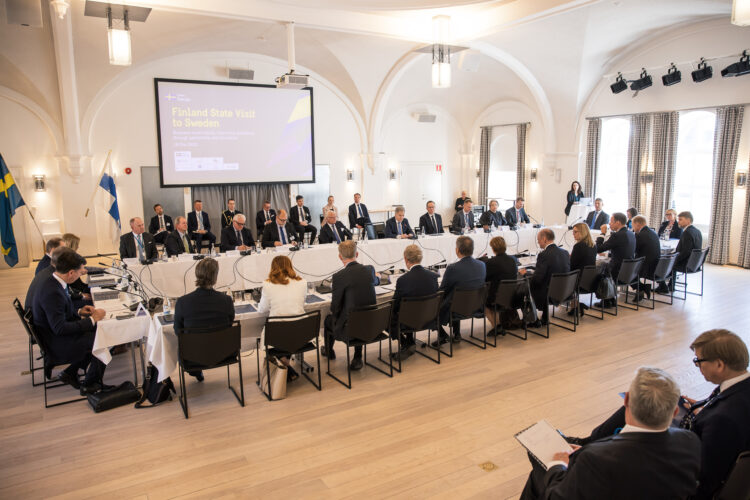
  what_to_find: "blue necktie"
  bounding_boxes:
[397,221,402,235]
[332,224,341,243]
[590,212,597,229]
[465,213,470,228]
[280,225,287,244]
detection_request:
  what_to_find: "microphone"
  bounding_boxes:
[528,213,543,228]
[567,216,585,230]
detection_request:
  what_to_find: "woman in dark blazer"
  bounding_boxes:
[569,223,597,316]
[657,209,682,240]
[484,236,519,334]
[564,181,584,216]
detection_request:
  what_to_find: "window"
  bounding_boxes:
[673,110,715,232]
[596,117,630,214]
[488,129,517,205]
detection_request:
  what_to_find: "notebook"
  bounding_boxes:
[514,420,574,470]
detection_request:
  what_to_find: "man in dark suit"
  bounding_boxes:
[595,212,636,307]
[479,199,507,229]
[187,199,216,251]
[165,216,194,256]
[520,228,570,325]
[221,198,241,229]
[119,217,158,261]
[319,210,352,244]
[174,257,235,381]
[384,206,414,239]
[261,209,298,248]
[418,200,444,235]
[505,197,531,226]
[322,241,377,370]
[631,215,661,300]
[450,198,476,233]
[149,204,173,244]
[348,192,371,229]
[656,211,703,293]
[27,246,67,311]
[219,213,255,252]
[255,200,276,239]
[585,197,609,231]
[289,195,317,244]
[391,244,439,361]
[434,236,486,345]
[31,249,108,395]
[35,237,64,275]
[520,367,701,500]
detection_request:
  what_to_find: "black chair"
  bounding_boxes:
[615,257,645,311]
[716,450,750,500]
[674,247,709,300]
[530,270,579,339]
[327,302,393,389]
[372,222,386,239]
[396,291,442,366]
[176,321,244,418]
[258,310,322,400]
[492,278,530,340]
[13,298,44,387]
[577,266,604,320]
[449,284,489,350]
[641,253,677,309]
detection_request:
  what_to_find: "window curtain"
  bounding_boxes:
[191,184,290,241]
[649,112,679,228]
[478,126,492,208]
[516,123,528,199]
[708,105,744,265]
[627,114,650,214]
[738,157,750,268]
[584,118,601,200]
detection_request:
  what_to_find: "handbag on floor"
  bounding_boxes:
[259,355,287,400]
[135,364,176,408]
[88,381,141,413]
[596,275,616,300]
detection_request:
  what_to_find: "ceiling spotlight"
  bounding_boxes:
[610,73,627,94]
[691,58,713,82]
[630,69,652,91]
[662,63,681,86]
[721,51,750,77]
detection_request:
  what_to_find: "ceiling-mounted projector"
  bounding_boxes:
[275,71,309,89]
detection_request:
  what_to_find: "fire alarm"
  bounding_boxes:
[124,167,132,175]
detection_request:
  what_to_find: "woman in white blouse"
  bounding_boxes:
[321,195,338,219]
[257,255,307,380]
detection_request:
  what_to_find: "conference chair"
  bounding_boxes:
[716,451,750,500]
[641,253,677,309]
[615,257,645,312]
[13,298,44,387]
[395,291,442,367]
[577,266,605,320]
[258,310,321,400]
[530,270,579,339]
[372,222,386,239]
[176,321,244,418]
[449,284,490,350]
[326,302,393,389]
[491,278,531,340]
[673,247,710,300]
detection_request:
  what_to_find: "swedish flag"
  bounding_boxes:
[0,154,26,267]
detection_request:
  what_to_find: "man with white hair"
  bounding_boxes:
[520,367,701,500]
[119,217,158,260]
[220,213,255,252]
[319,210,352,244]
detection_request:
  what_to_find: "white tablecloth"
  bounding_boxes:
[566,204,591,226]
[93,314,152,364]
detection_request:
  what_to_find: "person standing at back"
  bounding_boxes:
[564,181,584,217]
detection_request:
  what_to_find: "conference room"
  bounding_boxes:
[1,0,749,498]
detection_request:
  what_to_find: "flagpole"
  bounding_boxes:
[84,150,112,218]
[9,179,46,246]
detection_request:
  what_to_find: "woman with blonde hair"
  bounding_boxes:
[658,209,682,240]
[568,223,597,317]
[257,255,308,381]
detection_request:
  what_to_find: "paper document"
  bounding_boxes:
[514,420,574,470]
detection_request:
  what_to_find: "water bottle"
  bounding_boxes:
[163,297,171,315]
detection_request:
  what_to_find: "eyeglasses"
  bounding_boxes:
[693,357,712,367]
[235,222,245,226]
[277,218,287,223]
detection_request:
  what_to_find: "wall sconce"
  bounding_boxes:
[737,171,748,187]
[33,174,46,192]
[642,172,655,183]
[389,168,397,181]
[530,168,538,182]
[346,169,353,182]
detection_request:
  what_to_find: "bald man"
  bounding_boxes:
[119,217,158,260]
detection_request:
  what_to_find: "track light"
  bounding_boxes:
[691,58,713,82]
[721,51,750,77]
[630,69,652,91]
[662,63,681,86]
[610,73,627,94]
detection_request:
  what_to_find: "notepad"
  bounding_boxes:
[305,295,325,304]
[514,420,574,470]
[234,303,257,314]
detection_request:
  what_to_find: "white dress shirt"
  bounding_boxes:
[720,371,750,393]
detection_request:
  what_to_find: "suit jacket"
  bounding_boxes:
[505,206,531,225]
[635,226,661,277]
[530,244,570,302]
[255,208,277,237]
[596,227,636,280]
[289,205,312,227]
[658,220,682,240]
[391,265,439,331]
[384,217,414,238]
[585,210,609,230]
[418,212,444,234]
[221,209,242,229]
[690,377,750,499]
[174,287,235,332]
[675,225,702,271]
[149,214,173,235]
[539,429,700,500]
[439,256,486,322]
[565,190,583,216]
[330,261,377,338]
[220,225,255,252]
[26,265,54,311]
[261,222,298,248]
[319,221,352,244]
[348,203,370,228]
[485,253,518,304]
[569,241,597,273]
[479,210,507,228]
[455,197,467,212]
[164,230,194,256]
[450,210,476,233]
[119,231,158,260]
[187,211,212,236]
